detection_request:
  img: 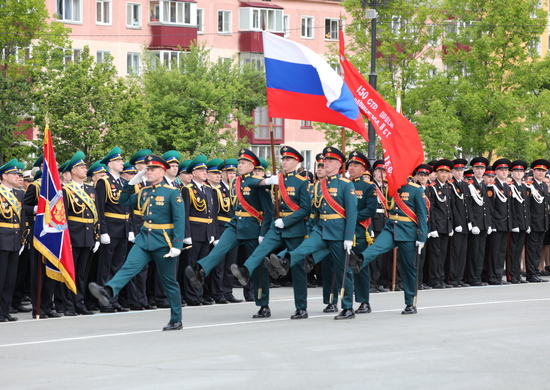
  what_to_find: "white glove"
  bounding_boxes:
[93,241,100,253]
[164,247,181,258]
[264,175,278,185]
[428,231,439,238]
[33,205,38,213]
[487,227,494,235]
[371,231,375,237]
[128,169,146,185]
[258,236,264,244]
[183,237,192,245]
[209,236,215,244]
[416,241,424,254]
[449,230,454,237]
[343,240,353,254]
[213,239,219,246]
[100,233,111,245]
[274,218,285,229]
[455,226,463,233]
[128,232,135,243]
[511,227,520,233]
[527,226,532,234]
[468,222,472,231]
[471,226,480,235]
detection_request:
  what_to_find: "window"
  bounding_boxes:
[253,107,283,139]
[528,38,542,56]
[428,25,441,47]
[96,0,111,25]
[149,1,159,22]
[96,50,111,64]
[57,0,81,23]
[428,67,438,77]
[301,16,314,39]
[300,120,312,128]
[251,145,281,161]
[64,48,81,64]
[283,14,290,37]
[161,0,193,25]
[240,52,264,71]
[218,10,231,33]
[197,8,204,34]
[325,18,339,40]
[127,3,141,28]
[2,46,32,63]
[127,52,141,75]
[150,50,187,69]
[300,150,312,169]
[239,7,283,32]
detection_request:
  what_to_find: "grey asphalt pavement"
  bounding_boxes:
[1,282,550,389]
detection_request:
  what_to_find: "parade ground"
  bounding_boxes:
[1,281,550,390]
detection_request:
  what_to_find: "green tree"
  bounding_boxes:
[143,43,266,157]
[0,0,70,164]
[35,47,154,164]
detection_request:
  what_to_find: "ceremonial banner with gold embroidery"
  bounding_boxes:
[34,125,76,293]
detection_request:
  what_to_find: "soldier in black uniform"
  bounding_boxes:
[413,164,432,290]
[507,160,530,283]
[369,160,390,292]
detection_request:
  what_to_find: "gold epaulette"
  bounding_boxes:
[339,177,350,183]
[252,175,264,180]
[295,175,307,181]
[163,184,177,190]
[409,182,421,188]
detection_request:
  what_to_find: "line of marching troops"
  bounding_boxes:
[0,146,549,329]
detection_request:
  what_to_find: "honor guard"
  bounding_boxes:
[370,160,391,292]
[185,149,273,317]
[507,160,529,283]
[162,150,181,188]
[0,160,25,321]
[89,155,185,330]
[181,155,219,306]
[231,146,311,319]
[269,147,358,320]
[466,157,492,286]
[61,152,99,315]
[87,161,107,185]
[95,147,133,312]
[413,164,432,290]
[177,160,192,186]
[524,159,550,282]
[346,151,377,314]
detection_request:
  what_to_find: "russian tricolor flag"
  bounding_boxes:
[263,32,367,140]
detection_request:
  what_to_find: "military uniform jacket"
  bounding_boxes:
[214,181,234,228]
[181,181,219,243]
[468,179,492,230]
[130,180,149,233]
[448,178,470,232]
[0,185,24,252]
[273,171,310,238]
[120,182,185,251]
[526,179,549,232]
[95,173,133,238]
[311,174,357,241]
[63,182,99,248]
[372,180,388,232]
[428,180,453,234]
[352,177,377,239]
[385,182,428,242]
[228,173,273,240]
[23,179,41,232]
[490,180,512,232]
[510,178,530,230]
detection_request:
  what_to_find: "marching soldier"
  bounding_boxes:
[185,149,273,317]
[89,155,185,331]
[508,160,529,283]
[231,146,311,319]
[269,147,358,320]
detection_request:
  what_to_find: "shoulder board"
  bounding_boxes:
[163,184,177,190]
[252,175,264,180]
[339,177,350,183]
[185,183,194,188]
[141,185,153,190]
[408,182,420,188]
[295,175,307,181]
[99,176,110,183]
[365,180,374,185]
[204,183,212,188]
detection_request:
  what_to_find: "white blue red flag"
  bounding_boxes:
[262,31,368,140]
[34,125,76,293]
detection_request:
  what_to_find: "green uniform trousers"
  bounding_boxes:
[353,240,370,304]
[107,245,181,323]
[198,225,269,307]
[245,231,306,310]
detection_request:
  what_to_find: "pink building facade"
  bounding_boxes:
[45,0,353,165]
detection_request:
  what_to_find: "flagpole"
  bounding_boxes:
[341,127,346,155]
[367,0,378,165]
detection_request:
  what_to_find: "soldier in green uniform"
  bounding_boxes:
[231,145,311,319]
[89,155,185,331]
[350,179,429,314]
[185,149,273,318]
[270,147,358,320]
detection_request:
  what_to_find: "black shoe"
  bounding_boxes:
[129,305,144,311]
[225,294,243,303]
[9,307,17,314]
[304,255,315,274]
[201,298,214,306]
[0,316,6,322]
[113,305,130,312]
[356,302,372,314]
[307,281,317,288]
[163,321,183,331]
[519,279,529,284]
[451,283,461,288]
[290,309,308,319]
[187,301,202,306]
[215,297,229,304]
[489,280,502,285]
[99,306,115,313]
[6,314,18,322]
[432,284,445,289]
[349,253,363,274]
[143,304,157,310]
[245,296,254,302]
[157,302,170,309]
[269,253,289,277]
[266,255,281,279]
[459,282,470,287]
[421,284,432,290]
[231,264,250,286]
[370,287,379,293]
[46,311,63,318]
[323,304,338,313]
[181,300,187,308]
[185,266,205,289]
[401,305,417,315]
[443,283,453,288]
[12,305,31,313]
[334,308,355,320]
[471,282,488,286]
[511,280,521,284]
[270,282,281,288]
[64,311,77,316]
[89,282,112,307]
[527,277,545,283]
[253,306,271,318]
[76,308,95,315]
